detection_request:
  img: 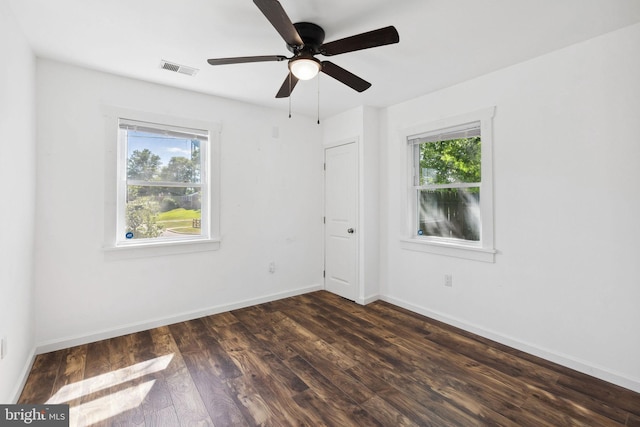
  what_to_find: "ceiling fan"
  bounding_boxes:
[207,0,400,98]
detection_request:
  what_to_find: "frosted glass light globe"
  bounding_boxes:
[289,58,321,80]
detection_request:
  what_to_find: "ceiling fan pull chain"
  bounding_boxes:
[317,74,320,125]
[288,73,292,118]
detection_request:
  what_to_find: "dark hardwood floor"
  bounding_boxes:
[19,291,640,426]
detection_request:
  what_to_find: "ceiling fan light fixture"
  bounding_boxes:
[289,58,321,80]
[206,1,400,100]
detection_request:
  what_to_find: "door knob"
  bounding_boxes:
[347,228,355,234]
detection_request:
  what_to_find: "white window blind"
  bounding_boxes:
[119,118,208,142]
[408,121,480,145]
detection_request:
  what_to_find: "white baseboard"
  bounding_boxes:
[36,284,322,354]
[358,294,380,305]
[380,295,640,394]
[10,348,36,403]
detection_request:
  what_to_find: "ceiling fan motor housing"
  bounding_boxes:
[287,22,326,53]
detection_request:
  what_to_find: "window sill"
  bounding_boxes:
[103,238,220,260]
[400,238,495,263]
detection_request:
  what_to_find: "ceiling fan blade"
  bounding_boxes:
[275,72,299,98]
[320,26,399,56]
[321,61,371,92]
[207,55,287,66]
[253,0,303,47]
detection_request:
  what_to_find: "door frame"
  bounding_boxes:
[323,138,360,301]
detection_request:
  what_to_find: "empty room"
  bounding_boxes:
[1,0,639,425]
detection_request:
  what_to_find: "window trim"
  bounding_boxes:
[400,107,496,262]
[102,106,221,257]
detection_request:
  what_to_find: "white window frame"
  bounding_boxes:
[400,107,496,262]
[102,107,221,258]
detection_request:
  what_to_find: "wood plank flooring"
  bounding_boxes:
[19,291,640,426]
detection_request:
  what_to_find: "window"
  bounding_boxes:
[102,108,220,254]
[413,123,481,242]
[402,107,495,262]
[116,118,209,246]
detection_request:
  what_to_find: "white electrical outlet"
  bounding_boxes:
[0,337,5,359]
[444,274,453,287]
[269,262,276,273]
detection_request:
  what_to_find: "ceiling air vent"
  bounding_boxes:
[160,60,199,76]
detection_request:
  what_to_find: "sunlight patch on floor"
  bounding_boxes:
[46,353,173,404]
[69,380,156,426]
[45,353,174,425]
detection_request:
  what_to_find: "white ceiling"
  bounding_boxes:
[7,0,640,118]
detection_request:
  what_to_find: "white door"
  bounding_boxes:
[324,142,358,301]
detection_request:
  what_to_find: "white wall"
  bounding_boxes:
[381,23,640,391]
[34,60,324,349]
[0,2,37,403]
